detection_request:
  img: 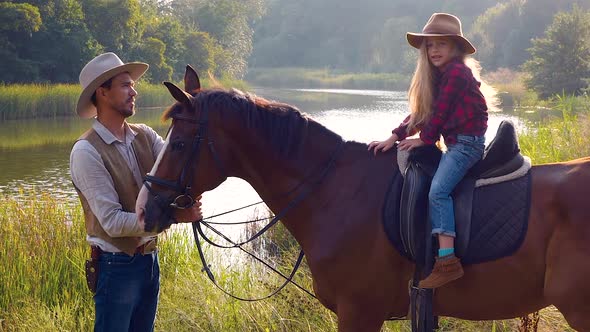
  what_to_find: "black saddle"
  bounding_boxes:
[382,120,532,332]
[387,120,531,263]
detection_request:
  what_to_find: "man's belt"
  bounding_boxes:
[91,238,157,256]
[135,238,157,255]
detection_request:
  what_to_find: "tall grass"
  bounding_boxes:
[518,94,590,163]
[0,78,248,121]
[3,94,587,330]
[0,84,79,120]
[246,67,410,90]
[0,192,342,331]
[0,190,93,331]
[0,190,573,331]
[484,68,541,108]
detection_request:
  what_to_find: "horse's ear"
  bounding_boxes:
[184,65,201,94]
[163,81,193,110]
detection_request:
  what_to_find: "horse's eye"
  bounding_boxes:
[171,141,185,151]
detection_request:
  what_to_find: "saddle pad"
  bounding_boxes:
[382,170,532,265]
[461,170,531,264]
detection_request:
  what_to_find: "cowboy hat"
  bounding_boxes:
[406,13,476,55]
[76,52,148,118]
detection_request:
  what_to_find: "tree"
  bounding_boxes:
[132,37,172,83]
[469,0,590,70]
[181,31,218,76]
[0,2,41,33]
[468,1,521,69]
[139,1,188,81]
[0,2,42,82]
[522,6,590,98]
[80,0,144,59]
[368,16,419,73]
[9,0,101,82]
[195,0,254,78]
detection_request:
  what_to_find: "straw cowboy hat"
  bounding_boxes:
[76,52,149,118]
[406,13,476,55]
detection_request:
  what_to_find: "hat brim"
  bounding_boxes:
[76,63,149,119]
[406,33,476,55]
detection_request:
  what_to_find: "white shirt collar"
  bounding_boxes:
[92,119,137,145]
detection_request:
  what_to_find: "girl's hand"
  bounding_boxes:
[368,133,398,155]
[397,138,426,151]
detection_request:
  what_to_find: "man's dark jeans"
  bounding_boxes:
[94,251,159,332]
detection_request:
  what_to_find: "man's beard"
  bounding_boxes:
[118,99,135,118]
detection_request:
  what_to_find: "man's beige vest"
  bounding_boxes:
[75,124,155,255]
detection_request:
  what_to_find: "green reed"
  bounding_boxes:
[0,78,248,122]
[0,84,79,120]
[0,191,573,331]
[518,94,590,163]
[0,192,340,331]
[247,67,410,90]
[0,190,93,330]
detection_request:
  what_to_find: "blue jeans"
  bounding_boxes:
[94,251,160,332]
[429,135,485,237]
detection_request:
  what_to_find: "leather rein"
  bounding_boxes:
[142,101,345,301]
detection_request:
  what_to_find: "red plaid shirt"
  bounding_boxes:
[393,58,488,145]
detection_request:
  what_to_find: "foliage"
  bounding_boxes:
[519,94,590,163]
[484,68,540,107]
[133,37,173,83]
[0,0,260,83]
[250,0,499,72]
[1,0,589,99]
[181,31,219,76]
[0,2,41,34]
[142,15,187,81]
[80,0,144,59]
[1,0,100,83]
[0,78,249,123]
[522,5,590,98]
[246,67,410,90]
[469,0,590,70]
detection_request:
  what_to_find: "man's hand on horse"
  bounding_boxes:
[174,195,203,223]
[397,138,426,151]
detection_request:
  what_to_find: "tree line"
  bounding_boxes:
[252,0,590,97]
[1,0,589,98]
[0,0,263,83]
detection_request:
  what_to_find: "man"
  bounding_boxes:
[70,52,202,331]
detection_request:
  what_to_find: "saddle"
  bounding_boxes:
[384,120,531,264]
[382,120,533,332]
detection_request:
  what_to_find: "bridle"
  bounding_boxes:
[143,101,226,214]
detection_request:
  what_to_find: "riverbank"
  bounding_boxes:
[0,78,248,121]
[246,67,411,90]
[0,191,571,331]
[1,112,586,330]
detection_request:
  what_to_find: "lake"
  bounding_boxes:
[0,87,525,225]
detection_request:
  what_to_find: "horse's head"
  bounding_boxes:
[137,66,229,232]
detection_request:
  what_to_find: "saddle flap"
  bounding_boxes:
[399,162,431,263]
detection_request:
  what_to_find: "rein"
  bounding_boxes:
[194,140,344,301]
[143,100,346,301]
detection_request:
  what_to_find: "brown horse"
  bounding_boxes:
[136,67,590,332]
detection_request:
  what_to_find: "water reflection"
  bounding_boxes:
[0,87,527,223]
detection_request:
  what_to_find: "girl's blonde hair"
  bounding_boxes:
[406,38,498,133]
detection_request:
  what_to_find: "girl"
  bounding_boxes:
[368,13,490,289]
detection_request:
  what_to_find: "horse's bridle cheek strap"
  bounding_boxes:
[142,103,228,212]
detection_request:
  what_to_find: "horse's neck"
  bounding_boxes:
[231,127,343,208]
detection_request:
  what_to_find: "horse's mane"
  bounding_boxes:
[164,88,343,158]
